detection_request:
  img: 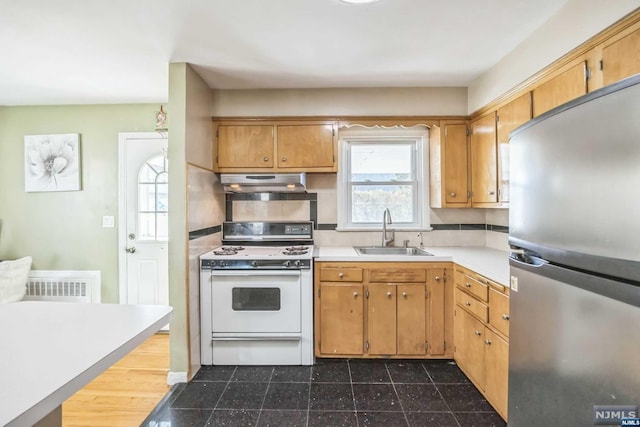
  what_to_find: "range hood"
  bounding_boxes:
[220,173,307,193]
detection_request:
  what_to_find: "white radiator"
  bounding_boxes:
[24,270,101,303]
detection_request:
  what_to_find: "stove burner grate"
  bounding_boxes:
[282,246,309,256]
[213,246,245,256]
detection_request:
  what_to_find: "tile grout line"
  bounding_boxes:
[305,366,312,427]
[204,366,238,426]
[423,363,463,427]
[254,366,275,427]
[385,362,411,427]
[347,360,361,427]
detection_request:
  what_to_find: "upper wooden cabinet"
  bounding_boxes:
[430,121,471,208]
[213,120,337,173]
[532,60,588,117]
[496,93,532,203]
[600,23,640,87]
[470,113,498,206]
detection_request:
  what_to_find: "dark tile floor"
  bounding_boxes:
[142,359,506,427]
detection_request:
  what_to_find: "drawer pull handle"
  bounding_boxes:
[502,313,510,320]
[465,282,472,288]
[387,291,393,298]
[338,273,344,278]
[281,157,287,162]
[449,192,456,197]
[485,339,492,345]
[435,276,441,282]
[464,301,471,306]
[402,291,408,298]
[474,330,482,336]
[263,156,269,162]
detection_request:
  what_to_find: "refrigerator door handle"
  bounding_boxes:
[509,252,547,268]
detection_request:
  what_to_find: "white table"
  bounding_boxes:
[0,301,172,427]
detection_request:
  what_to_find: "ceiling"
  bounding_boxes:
[1,0,568,106]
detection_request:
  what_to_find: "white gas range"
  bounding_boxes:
[200,221,314,366]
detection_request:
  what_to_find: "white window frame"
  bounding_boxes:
[337,127,430,231]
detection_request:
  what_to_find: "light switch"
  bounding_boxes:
[102,216,115,228]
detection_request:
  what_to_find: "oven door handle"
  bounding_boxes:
[211,270,301,277]
[212,335,301,341]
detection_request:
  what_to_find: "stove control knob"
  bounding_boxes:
[251,260,258,267]
[283,260,291,267]
[294,260,302,267]
[219,261,226,267]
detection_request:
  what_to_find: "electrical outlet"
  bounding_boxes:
[510,275,519,292]
[102,216,115,228]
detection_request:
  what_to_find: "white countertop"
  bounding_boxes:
[315,246,509,285]
[0,301,172,427]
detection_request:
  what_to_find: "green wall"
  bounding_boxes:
[0,104,161,303]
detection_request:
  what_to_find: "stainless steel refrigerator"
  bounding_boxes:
[508,74,640,426]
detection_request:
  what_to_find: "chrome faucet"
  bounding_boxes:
[381,208,395,247]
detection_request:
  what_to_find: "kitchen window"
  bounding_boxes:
[337,127,430,230]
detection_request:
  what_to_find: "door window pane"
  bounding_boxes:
[137,155,168,241]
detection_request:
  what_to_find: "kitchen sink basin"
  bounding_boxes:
[354,246,434,256]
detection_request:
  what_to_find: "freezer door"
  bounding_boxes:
[509,75,640,282]
[509,257,640,426]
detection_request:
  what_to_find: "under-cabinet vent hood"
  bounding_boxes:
[220,173,307,193]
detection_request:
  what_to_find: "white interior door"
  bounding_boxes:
[118,133,169,328]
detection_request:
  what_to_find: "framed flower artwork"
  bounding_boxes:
[24,133,81,192]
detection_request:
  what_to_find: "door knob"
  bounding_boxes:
[125,247,136,253]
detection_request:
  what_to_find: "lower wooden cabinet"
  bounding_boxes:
[453,265,509,421]
[315,262,452,359]
[318,282,363,355]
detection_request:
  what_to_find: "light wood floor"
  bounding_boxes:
[62,333,170,427]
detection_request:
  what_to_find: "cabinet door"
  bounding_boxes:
[532,61,587,117]
[426,269,445,355]
[397,283,426,355]
[367,284,397,355]
[602,26,640,86]
[454,308,486,387]
[217,125,274,168]
[276,124,335,169]
[444,124,470,205]
[319,283,364,355]
[484,328,509,420]
[496,93,532,203]
[470,113,497,204]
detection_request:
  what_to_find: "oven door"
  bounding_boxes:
[211,270,301,334]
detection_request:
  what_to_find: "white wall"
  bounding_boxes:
[468,0,639,113]
[211,87,468,117]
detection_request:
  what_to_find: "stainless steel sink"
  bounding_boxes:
[354,246,434,256]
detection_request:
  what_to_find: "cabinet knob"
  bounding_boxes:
[263,156,269,162]
[488,191,496,195]
[402,291,408,298]
[464,301,471,307]
[435,276,441,282]
[386,291,393,298]
[502,313,510,320]
[449,192,456,197]
[281,157,287,162]
[353,292,359,298]
[485,339,492,345]
[338,272,344,278]
[475,330,482,336]
[465,282,472,288]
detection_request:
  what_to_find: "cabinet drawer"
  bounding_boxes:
[455,287,488,323]
[369,268,426,283]
[457,275,488,302]
[489,288,510,337]
[320,267,363,282]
